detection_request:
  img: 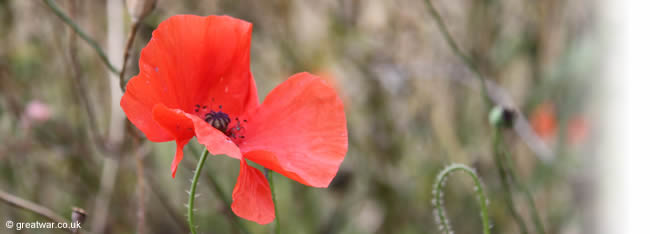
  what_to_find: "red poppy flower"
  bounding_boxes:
[121,15,348,224]
[530,101,557,140]
[530,101,589,145]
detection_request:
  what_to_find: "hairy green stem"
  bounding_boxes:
[493,129,529,234]
[188,148,209,234]
[266,169,280,234]
[43,0,120,75]
[432,163,491,234]
[188,145,250,234]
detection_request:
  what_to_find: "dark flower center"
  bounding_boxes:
[204,110,231,133]
[195,103,247,142]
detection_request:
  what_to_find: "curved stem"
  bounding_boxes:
[42,0,120,75]
[432,163,491,234]
[188,148,209,234]
[266,169,280,234]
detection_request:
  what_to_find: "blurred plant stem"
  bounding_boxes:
[42,0,120,75]
[424,1,548,233]
[497,130,547,234]
[61,3,121,232]
[119,22,141,92]
[265,169,280,234]
[432,163,491,234]
[0,189,75,233]
[89,0,127,232]
[144,171,190,233]
[134,141,150,234]
[63,0,106,153]
[493,128,529,234]
[188,148,209,234]
[423,0,553,162]
[422,0,490,106]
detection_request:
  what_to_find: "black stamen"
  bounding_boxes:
[204,110,230,133]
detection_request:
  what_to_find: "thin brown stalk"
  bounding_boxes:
[66,0,105,152]
[0,189,73,233]
[144,171,190,233]
[90,0,126,232]
[42,0,120,74]
[134,139,150,234]
[119,22,141,92]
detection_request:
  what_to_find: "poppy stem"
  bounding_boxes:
[265,169,281,234]
[187,144,251,234]
[187,148,209,234]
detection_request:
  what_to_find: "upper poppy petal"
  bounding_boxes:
[121,15,258,142]
[231,159,275,224]
[238,73,348,188]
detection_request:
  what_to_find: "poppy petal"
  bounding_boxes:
[121,79,174,142]
[238,73,348,188]
[151,104,195,177]
[121,15,258,141]
[183,113,242,160]
[170,138,190,178]
[140,15,257,115]
[231,159,275,224]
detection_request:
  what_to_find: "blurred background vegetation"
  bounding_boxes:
[0,0,600,233]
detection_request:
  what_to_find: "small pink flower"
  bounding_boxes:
[22,100,51,128]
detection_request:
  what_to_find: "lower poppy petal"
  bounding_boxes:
[238,73,348,188]
[183,113,242,160]
[170,138,190,178]
[152,104,195,177]
[231,159,275,224]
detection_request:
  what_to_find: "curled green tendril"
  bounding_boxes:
[432,163,491,234]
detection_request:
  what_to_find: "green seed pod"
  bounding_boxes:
[489,106,515,128]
